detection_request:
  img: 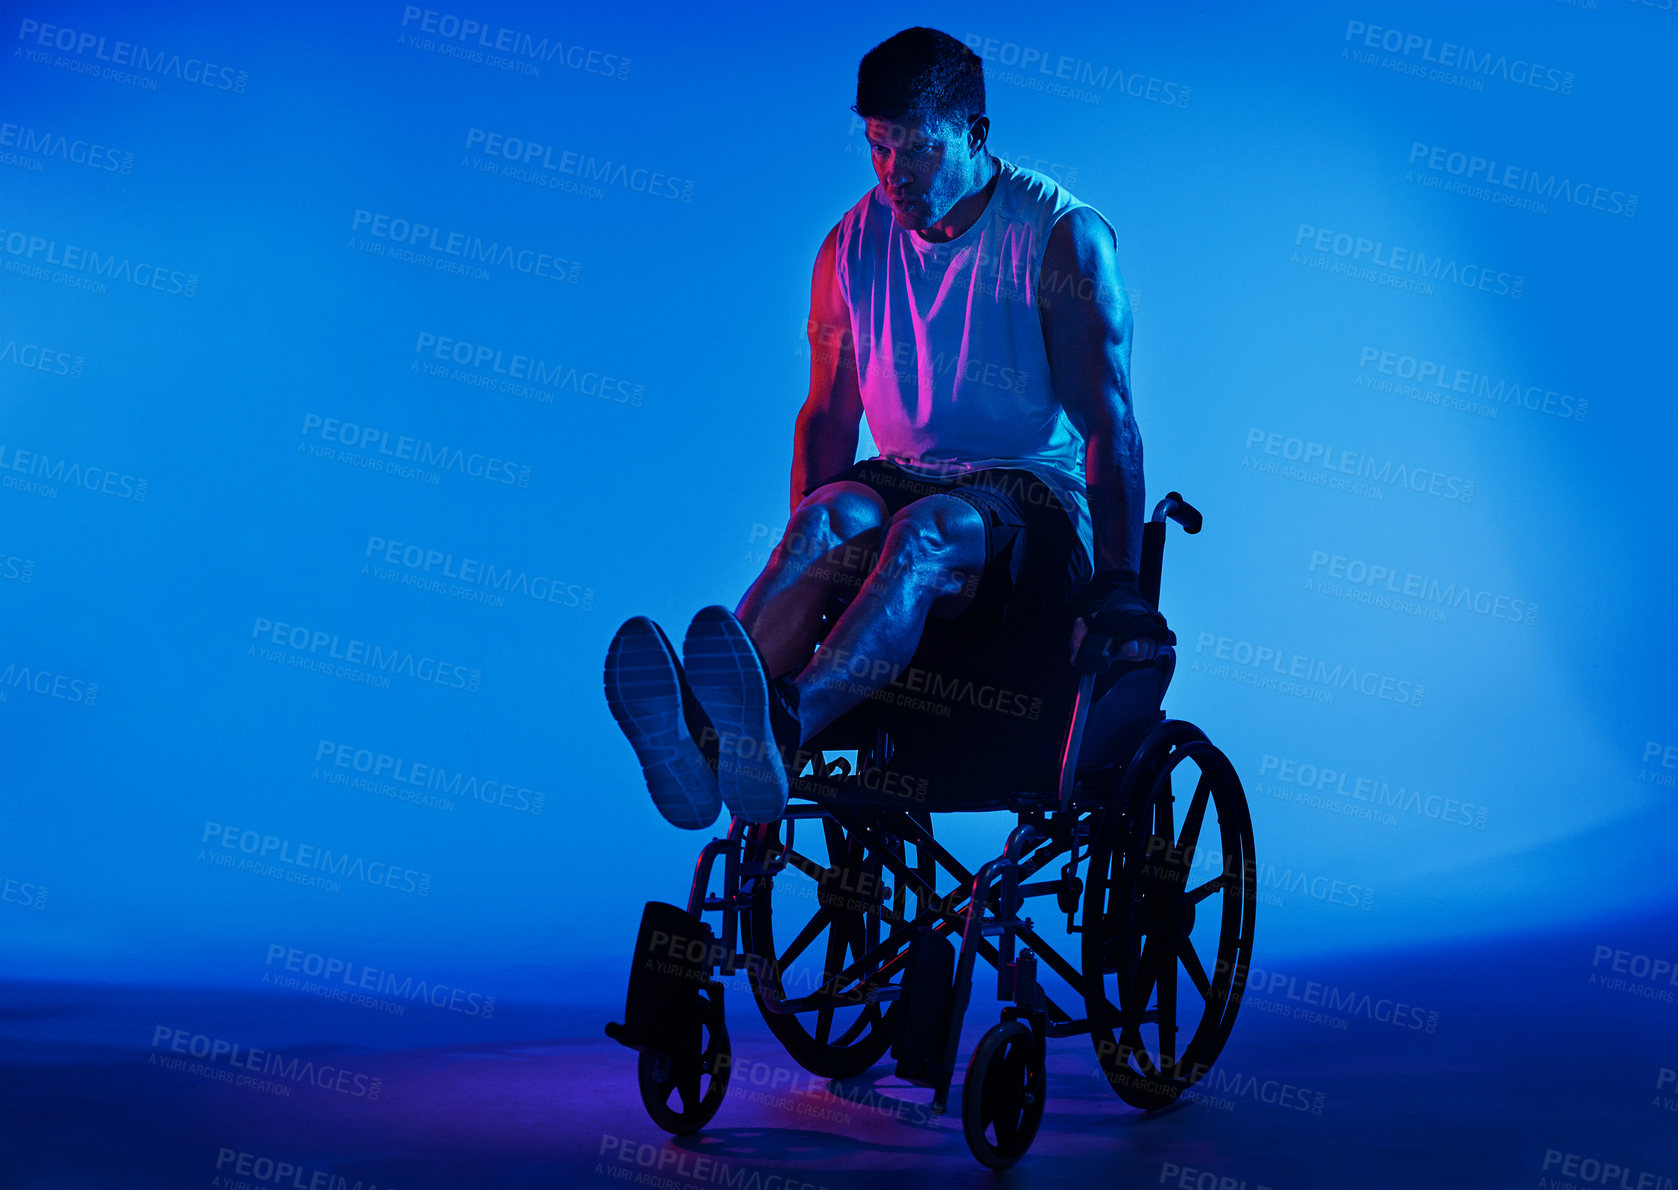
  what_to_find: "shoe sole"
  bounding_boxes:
[604,617,720,830]
[683,606,788,824]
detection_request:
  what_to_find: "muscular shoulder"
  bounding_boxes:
[833,184,884,245]
[813,219,847,317]
[817,217,844,266]
[828,188,887,281]
[1044,207,1118,283]
[1039,206,1126,319]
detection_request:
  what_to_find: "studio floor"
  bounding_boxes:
[4,910,1675,1190]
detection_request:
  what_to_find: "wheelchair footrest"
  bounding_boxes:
[603,1020,633,1047]
[891,927,955,1087]
[606,901,723,1056]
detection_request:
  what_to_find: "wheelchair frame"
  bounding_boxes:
[606,493,1258,1169]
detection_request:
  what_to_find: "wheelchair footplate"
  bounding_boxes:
[604,900,724,1057]
[607,901,735,1135]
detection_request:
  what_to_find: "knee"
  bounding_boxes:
[872,498,985,593]
[783,483,886,560]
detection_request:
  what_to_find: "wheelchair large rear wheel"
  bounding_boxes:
[741,815,910,1079]
[1082,721,1256,1110]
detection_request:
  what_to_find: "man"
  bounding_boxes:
[604,27,1169,829]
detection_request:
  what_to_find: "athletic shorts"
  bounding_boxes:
[800,458,1096,805]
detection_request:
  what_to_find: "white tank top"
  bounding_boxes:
[833,157,1105,569]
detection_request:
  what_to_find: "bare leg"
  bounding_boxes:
[792,494,988,742]
[735,481,888,678]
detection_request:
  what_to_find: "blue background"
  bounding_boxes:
[4,0,1675,1007]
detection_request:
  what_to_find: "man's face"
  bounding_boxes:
[865,113,982,230]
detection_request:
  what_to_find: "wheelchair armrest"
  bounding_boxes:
[1073,630,1177,677]
[1059,646,1176,797]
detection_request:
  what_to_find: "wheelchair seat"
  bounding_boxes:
[788,491,1196,811]
[792,637,1176,811]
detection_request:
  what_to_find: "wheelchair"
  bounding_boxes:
[604,493,1257,1169]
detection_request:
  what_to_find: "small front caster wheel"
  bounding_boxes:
[961,1020,1046,1170]
[637,987,731,1135]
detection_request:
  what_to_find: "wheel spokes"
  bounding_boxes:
[1157,939,1178,1074]
[1086,740,1256,1103]
[1177,771,1212,858]
[1127,932,1163,1022]
[1118,930,1176,1076]
[822,818,857,887]
[831,1004,877,1047]
[822,907,851,980]
[779,849,829,886]
[981,1043,1022,1145]
[675,1058,699,1113]
[1181,938,1212,1000]
[812,911,850,1045]
[1187,874,1229,904]
[836,908,878,1018]
[778,908,829,970]
[1155,771,1176,858]
[996,1046,1024,1144]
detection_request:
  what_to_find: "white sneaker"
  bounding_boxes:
[681,606,799,824]
[604,616,721,830]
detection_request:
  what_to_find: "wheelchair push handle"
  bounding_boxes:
[1151,491,1202,534]
[1139,491,1203,610]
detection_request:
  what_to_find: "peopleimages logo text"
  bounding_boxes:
[301,415,529,487]
[961,34,1191,106]
[0,226,197,296]
[464,129,693,201]
[14,19,250,91]
[1343,20,1574,93]
[1259,754,1488,829]
[1408,143,1636,217]
[315,737,547,815]
[265,944,494,1016]
[201,822,431,896]
[152,1027,381,1098]
[413,333,642,405]
[399,6,630,79]
[1356,347,1587,422]
[250,616,480,692]
[364,535,592,610]
[1308,551,1536,624]
[350,210,580,284]
[0,121,133,172]
[214,1149,396,1190]
[1194,632,1424,707]
[1245,428,1474,502]
[1294,224,1524,298]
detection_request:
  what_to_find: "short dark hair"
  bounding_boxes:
[852,27,985,135]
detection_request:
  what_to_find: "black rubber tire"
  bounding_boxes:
[636,987,731,1135]
[1082,721,1257,1110]
[961,1020,1046,1170]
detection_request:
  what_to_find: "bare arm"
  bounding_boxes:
[790,224,865,515]
[1038,205,1143,574]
